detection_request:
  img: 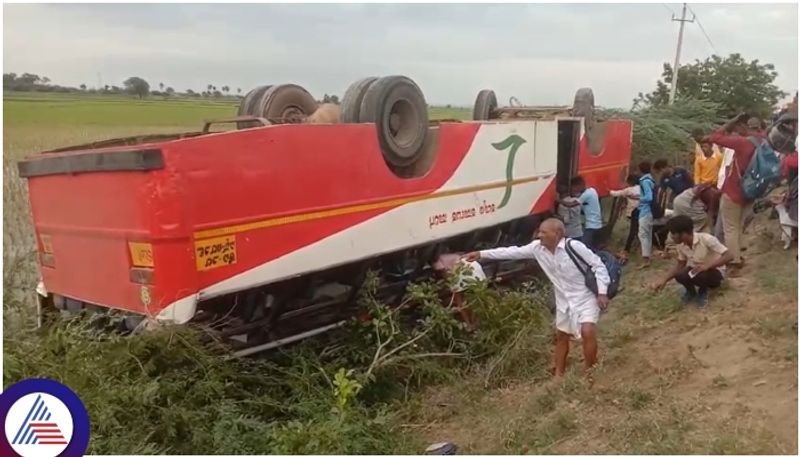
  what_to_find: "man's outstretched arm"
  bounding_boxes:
[463,242,538,262]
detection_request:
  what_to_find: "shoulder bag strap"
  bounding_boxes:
[564,239,590,274]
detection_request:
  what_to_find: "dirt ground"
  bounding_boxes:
[406,213,798,454]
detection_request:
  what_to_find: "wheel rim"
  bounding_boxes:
[281,105,306,123]
[388,98,420,151]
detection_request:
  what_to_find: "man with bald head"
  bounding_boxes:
[463,218,611,378]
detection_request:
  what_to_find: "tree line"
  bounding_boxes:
[3,73,343,104]
[3,73,242,100]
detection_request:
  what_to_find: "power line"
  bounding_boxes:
[687,5,719,55]
[661,3,677,15]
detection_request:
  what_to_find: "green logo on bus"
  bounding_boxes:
[491,134,527,209]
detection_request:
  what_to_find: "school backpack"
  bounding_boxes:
[639,176,664,219]
[739,137,783,201]
[565,239,622,299]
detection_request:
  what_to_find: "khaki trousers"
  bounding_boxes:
[719,194,751,264]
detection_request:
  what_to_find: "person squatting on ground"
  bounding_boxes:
[559,176,603,250]
[672,184,722,233]
[651,215,733,308]
[610,174,641,264]
[463,218,610,378]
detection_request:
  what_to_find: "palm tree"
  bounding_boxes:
[159,82,164,91]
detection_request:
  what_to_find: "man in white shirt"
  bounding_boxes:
[463,218,610,378]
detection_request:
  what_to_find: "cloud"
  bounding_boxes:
[3,3,797,108]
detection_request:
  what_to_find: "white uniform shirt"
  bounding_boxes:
[717,147,735,189]
[450,260,486,293]
[611,185,641,217]
[433,255,487,292]
[479,238,610,314]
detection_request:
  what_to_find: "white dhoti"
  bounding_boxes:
[555,301,600,340]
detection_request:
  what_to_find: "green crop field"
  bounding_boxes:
[4,93,240,157]
[4,92,470,159]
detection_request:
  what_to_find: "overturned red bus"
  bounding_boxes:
[18,76,632,354]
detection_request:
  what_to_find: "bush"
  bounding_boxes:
[4,269,554,454]
[600,98,722,165]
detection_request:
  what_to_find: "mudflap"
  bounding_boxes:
[35,281,57,329]
[599,196,626,249]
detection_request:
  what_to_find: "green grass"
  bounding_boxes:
[5,97,237,129]
[429,106,471,120]
[4,94,239,157]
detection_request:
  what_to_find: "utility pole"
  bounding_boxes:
[669,3,695,105]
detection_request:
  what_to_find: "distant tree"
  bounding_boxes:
[207,84,213,92]
[79,84,87,91]
[104,85,109,92]
[3,73,17,87]
[41,77,50,85]
[123,76,150,99]
[222,85,229,94]
[18,73,41,85]
[186,89,196,96]
[111,85,122,93]
[635,53,786,119]
[237,87,242,95]
[159,82,164,91]
[321,94,340,104]
[213,90,222,98]
[165,87,175,96]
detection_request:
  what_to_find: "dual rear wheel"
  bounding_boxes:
[239,76,432,173]
[341,75,430,169]
[238,84,317,126]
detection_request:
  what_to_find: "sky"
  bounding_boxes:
[3,3,798,108]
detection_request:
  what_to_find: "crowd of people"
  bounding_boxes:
[432,103,798,382]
